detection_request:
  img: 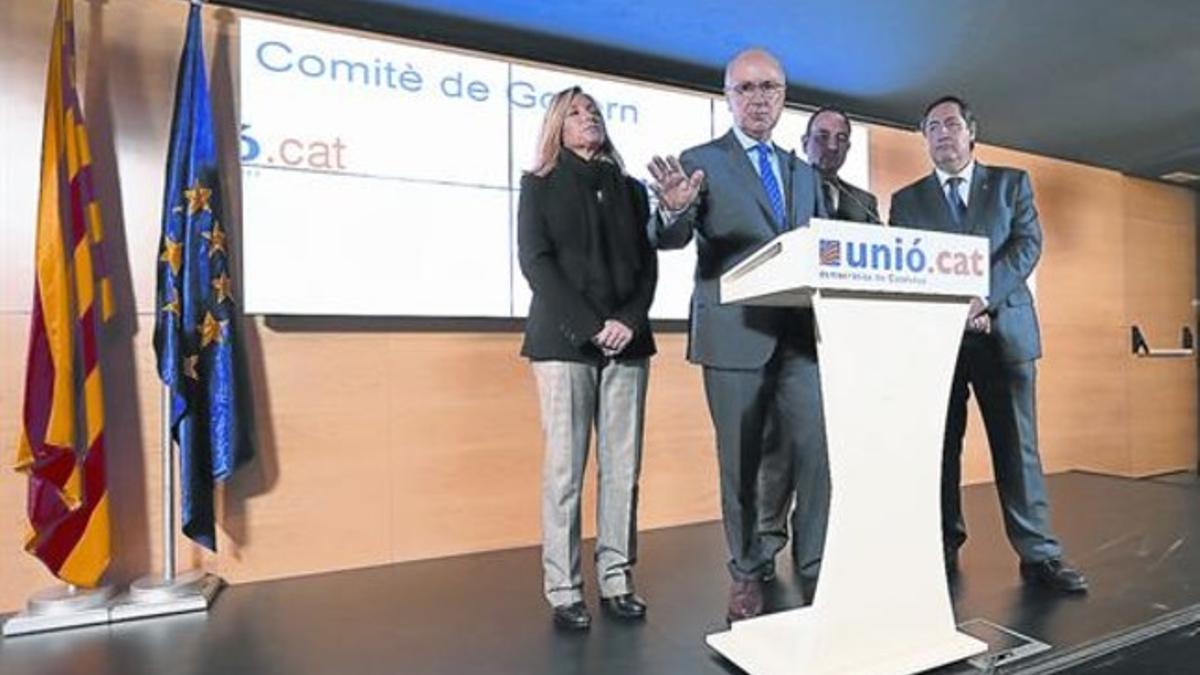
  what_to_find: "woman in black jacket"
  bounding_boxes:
[518,86,657,631]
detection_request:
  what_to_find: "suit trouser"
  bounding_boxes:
[756,414,796,564]
[532,359,649,607]
[942,336,1062,562]
[703,340,829,581]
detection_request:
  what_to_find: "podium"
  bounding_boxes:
[706,219,991,674]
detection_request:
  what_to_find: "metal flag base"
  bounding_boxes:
[2,585,116,637]
[106,384,225,624]
[109,570,224,623]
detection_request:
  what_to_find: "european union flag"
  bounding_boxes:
[154,5,250,551]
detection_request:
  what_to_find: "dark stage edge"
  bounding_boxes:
[2,471,1200,675]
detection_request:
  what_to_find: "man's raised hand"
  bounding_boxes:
[647,155,704,213]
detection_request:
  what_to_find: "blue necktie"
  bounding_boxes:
[754,143,787,231]
[945,176,967,228]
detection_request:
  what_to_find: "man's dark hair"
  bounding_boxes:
[916,92,974,147]
[804,106,852,138]
[919,95,978,147]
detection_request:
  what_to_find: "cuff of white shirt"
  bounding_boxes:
[658,205,686,225]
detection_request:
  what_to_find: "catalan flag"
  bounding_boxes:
[154,4,251,551]
[15,0,116,588]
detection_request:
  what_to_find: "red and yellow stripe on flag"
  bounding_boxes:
[14,0,115,588]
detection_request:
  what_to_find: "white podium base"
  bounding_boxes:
[708,606,985,675]
[109,571,223,623]
[2,585,115,637]
[706,290,989,673]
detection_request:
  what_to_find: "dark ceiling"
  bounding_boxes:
[224,0,1200,185]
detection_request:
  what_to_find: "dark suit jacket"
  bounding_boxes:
[655,131,824,369]
[826,177,880,224]
[517,165,657,363]
[889,163,1042,363]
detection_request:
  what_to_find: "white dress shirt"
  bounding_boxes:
[731,125,784,190]
[935,159,976,207]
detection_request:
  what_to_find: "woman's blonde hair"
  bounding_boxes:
[530,86,624,177]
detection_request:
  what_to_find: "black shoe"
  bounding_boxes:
[601,593,647,620]
[553,602,591,630]
[1019,558,1088,593]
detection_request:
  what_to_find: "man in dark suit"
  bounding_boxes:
[757,105,880,571]
[889,95,1087,593]
[646,48,827,622]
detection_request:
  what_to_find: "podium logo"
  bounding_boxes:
[819,239,842,266]
[818,237,985,277]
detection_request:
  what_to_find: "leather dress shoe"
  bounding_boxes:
[601,593,647,620]
[727,579,765,623]
[552,602,591,630]
[1019,558,1088,593]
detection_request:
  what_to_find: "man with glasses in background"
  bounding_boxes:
[647,48,828,622]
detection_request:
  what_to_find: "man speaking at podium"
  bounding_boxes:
[889,95,1087,593]
[757,105,880,576]
[647,48,827,622]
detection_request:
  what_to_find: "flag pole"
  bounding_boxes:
[105,284,223,616]
[162,384,177,584]
[108,384,221,624]
[108,0,224,622]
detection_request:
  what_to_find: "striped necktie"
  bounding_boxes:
[754,143,786,230]
[945,176,967,228]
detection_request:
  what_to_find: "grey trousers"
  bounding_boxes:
[532,358,649,607]
[703,341,830,582]
[756,412,795,561]
[943,337,1062,562]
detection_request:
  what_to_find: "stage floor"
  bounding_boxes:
[2,471,1199,674]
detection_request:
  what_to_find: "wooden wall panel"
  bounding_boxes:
[868,126,927,213]
[1020,158,1132,475]
[388,333,547,559]
[1128,358,1197,476]
[1037,324,1132,474]
[1122,178,1197,476]
[0,0,1194,612]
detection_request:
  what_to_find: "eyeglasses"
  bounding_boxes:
[924,118,966,135]
[727,80,785,100]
